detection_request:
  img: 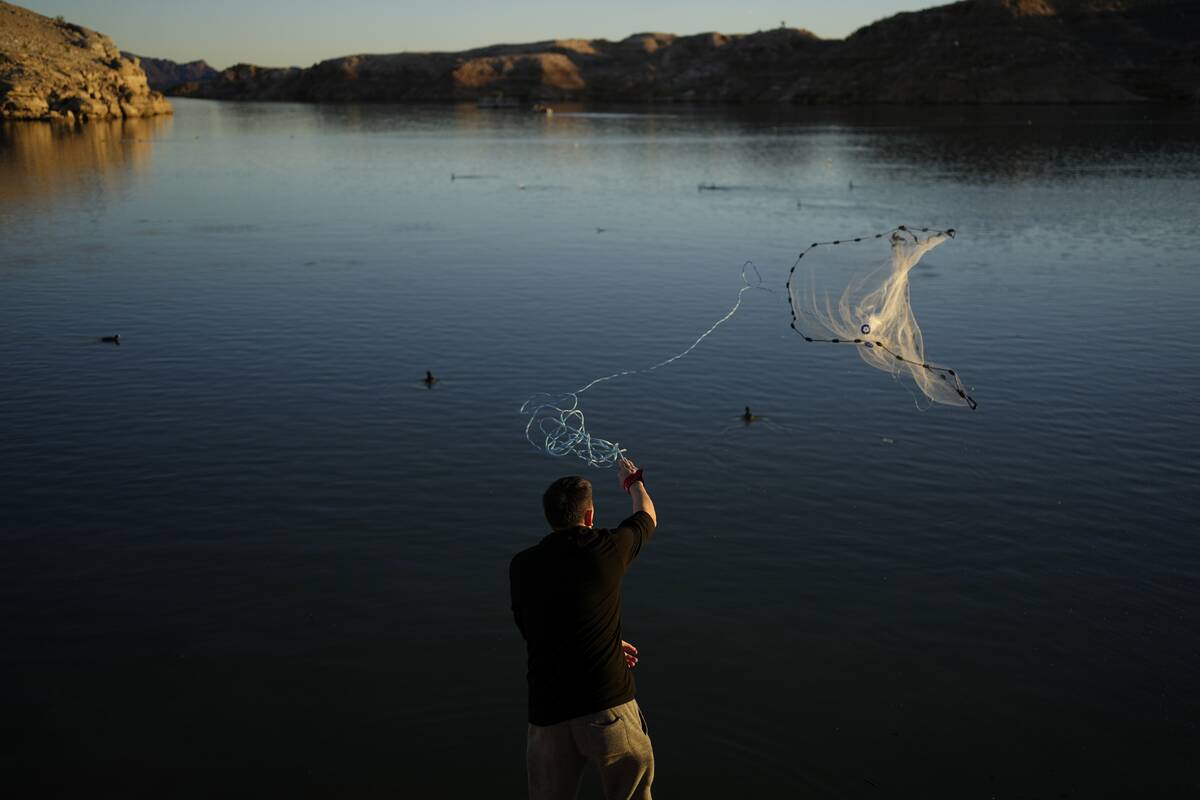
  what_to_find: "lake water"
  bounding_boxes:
[2,99,1198,798]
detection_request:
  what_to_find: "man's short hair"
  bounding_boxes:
[543,476,593,529]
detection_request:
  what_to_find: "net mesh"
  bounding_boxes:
[785,226,975,409]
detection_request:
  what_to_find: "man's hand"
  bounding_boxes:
[621,640,639,669]
[618,455,656,526]
[618,457,640,490]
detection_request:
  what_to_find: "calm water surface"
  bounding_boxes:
[2,99,1198,798]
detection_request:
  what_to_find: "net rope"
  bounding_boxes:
[520,263,770,468]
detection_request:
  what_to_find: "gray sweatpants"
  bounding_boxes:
[526,698,654,800]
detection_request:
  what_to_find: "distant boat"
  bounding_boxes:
[532,103,554,115]
[477,93,521,109]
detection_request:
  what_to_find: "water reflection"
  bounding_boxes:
[714,105,1200,182]
[0,98,1197,799]
[0,116,169,206]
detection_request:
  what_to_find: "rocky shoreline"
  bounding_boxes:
[169,0,1198,105]
[0,1,171,121]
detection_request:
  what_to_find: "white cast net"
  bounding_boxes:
[785,226,975,409]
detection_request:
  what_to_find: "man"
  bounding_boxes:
[510,457,658,800]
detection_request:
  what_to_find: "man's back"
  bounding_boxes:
[510,511,654,726]
[513,464,658,800]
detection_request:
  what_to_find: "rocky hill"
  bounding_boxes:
[122,53,217,92]
[0,1,171,120]
[173,0,1197,104]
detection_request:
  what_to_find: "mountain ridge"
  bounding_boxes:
[168,1,1198,104]
[123,53,217,92]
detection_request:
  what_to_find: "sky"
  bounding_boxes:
[20,1,937,68]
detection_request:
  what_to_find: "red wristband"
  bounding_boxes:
[622,469,644,493]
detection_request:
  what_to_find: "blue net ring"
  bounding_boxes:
[860,323,871,334]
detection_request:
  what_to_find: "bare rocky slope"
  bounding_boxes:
[172,0,1197,105]
[0,1,171,120]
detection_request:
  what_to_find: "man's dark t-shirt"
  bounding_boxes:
[509,511,655,726]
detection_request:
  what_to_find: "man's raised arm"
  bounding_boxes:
[618,457,656,527]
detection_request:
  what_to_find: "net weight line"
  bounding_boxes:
[785,225,977,410]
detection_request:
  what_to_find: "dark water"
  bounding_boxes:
[2,99,1198,798]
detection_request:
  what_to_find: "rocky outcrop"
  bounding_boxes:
[174,0,1197,105]
[123,53,217,92]
[803,0,1199,103]
[0,1,172,121]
